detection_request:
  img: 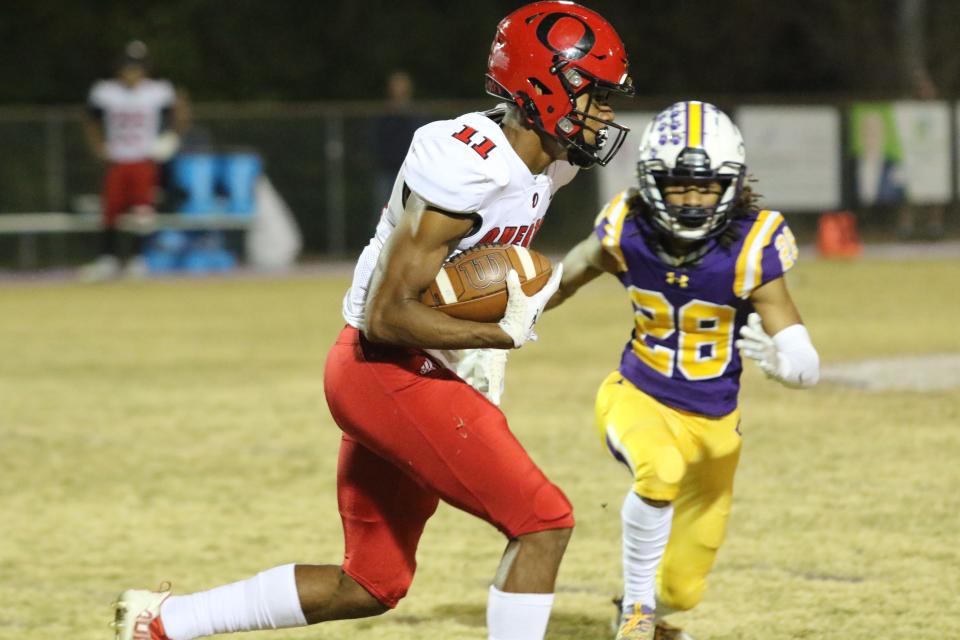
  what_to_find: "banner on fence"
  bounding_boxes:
[737,105,842,212]
[894,101,951,205]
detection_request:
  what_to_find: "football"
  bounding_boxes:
[421,244,553,322]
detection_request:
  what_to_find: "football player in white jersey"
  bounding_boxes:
[112,4,634,640]
[81,40,181,281]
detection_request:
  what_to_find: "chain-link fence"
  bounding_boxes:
[0,100,607,267]
[1,99,956,269]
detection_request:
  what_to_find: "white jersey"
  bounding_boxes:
[88,78,175,162]
[342,108,578,363]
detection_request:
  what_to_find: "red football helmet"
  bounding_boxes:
[486,1,634,167]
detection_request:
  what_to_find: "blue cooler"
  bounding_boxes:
[218,153,262,216]
[171,153,217,215]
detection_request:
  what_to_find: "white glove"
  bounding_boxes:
[736,312,820,388]
[456,348,508,405]
[736,313,780,378]
[498,265,563,348]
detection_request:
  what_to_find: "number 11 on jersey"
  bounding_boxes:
[452,125,497,159]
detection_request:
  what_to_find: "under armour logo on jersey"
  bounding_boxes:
[666,271,689,288]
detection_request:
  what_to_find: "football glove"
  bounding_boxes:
[498,265,563,348]
[736,312,819,388]
[456,348,508,406]
[736,313,780,376]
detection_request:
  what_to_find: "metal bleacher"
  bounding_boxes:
[0,212,253,269]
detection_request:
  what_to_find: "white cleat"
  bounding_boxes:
[111,585,171,640]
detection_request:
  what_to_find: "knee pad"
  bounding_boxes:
[633,445,686,501]
[534,482,573,524]
[503,481,574,537]
[653,445,686,485]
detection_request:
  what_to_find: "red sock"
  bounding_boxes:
[148,616,171,640]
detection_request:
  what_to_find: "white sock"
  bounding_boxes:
[621,491,673,612]
[486,585,555,640]
[160,564,308,640]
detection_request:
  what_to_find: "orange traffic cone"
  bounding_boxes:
[817,211,863,258]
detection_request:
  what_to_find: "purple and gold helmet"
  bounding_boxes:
[637,101,747,240]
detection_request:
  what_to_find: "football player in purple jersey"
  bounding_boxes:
[548,101,820,640]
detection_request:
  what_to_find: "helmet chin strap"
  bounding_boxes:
[566,146,596,168]
[558,116,626,168]
[676,205,718,229]
[552,117,599,168]
[657,197,733,242]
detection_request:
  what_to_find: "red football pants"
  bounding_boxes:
[323,326,574,608]
[102,160,158,225]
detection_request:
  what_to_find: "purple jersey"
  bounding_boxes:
[595,189,798,417]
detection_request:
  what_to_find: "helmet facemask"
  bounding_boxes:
[552,64,633,168]
[639,148,746,241]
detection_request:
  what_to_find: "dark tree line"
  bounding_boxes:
[2,0,958,105]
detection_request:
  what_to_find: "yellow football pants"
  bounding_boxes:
[595,371,742,611]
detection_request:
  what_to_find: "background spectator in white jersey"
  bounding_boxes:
[81,40,182,281]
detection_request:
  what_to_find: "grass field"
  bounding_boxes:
[1,256,958,640]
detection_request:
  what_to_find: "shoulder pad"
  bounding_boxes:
[404,120,509,213]
[733,209,796,298]
[593,189,633,272]
[149,79,176,101]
